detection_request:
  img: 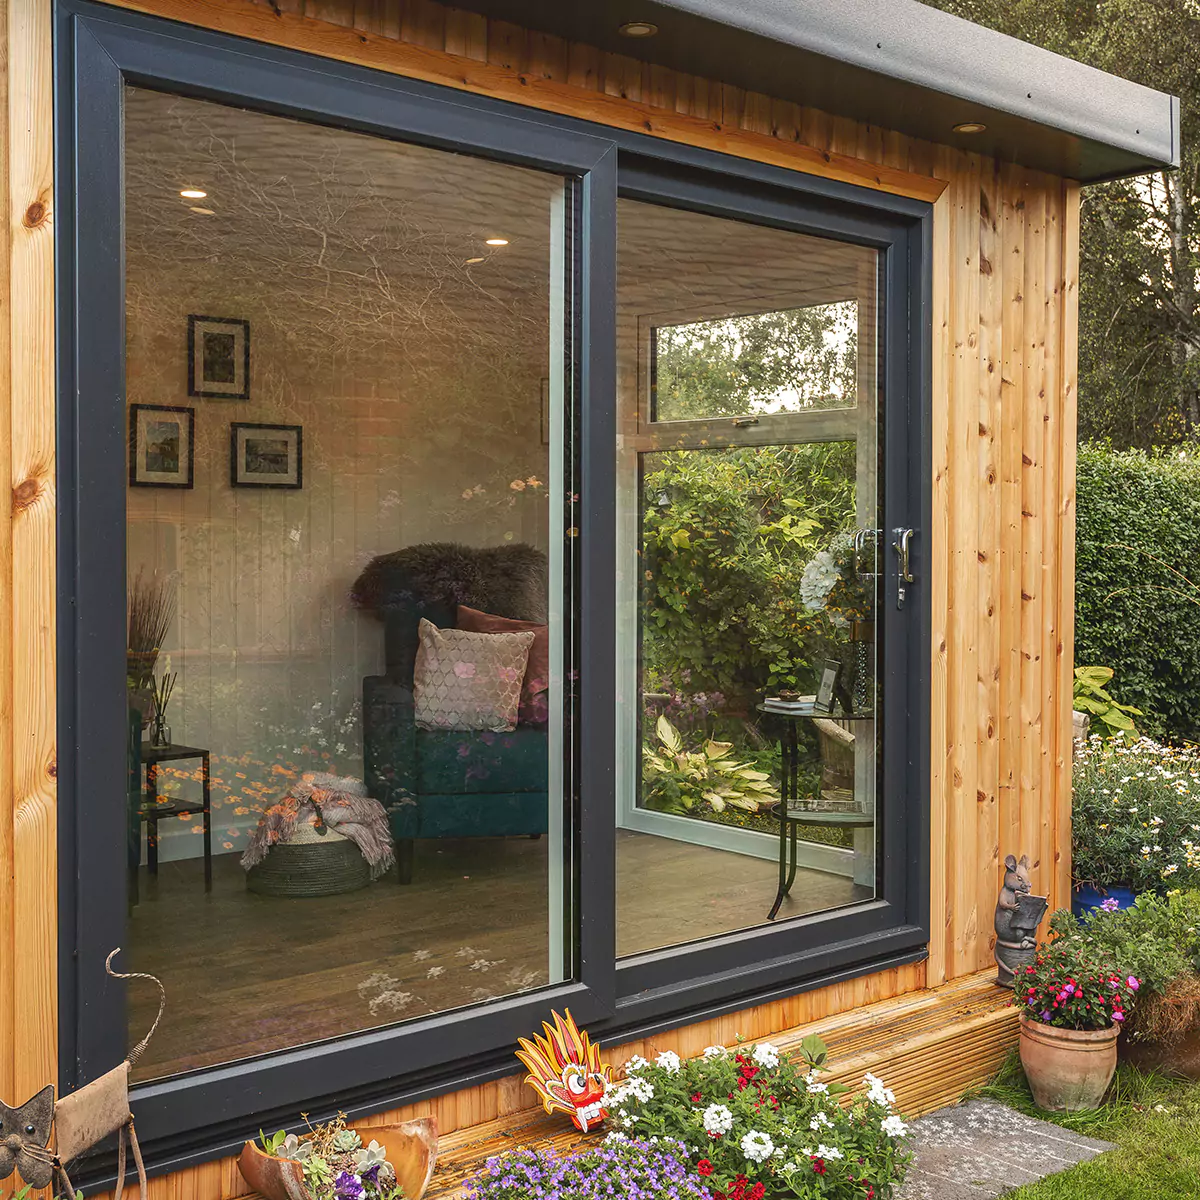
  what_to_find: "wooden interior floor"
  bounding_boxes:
[128,830,868,1081]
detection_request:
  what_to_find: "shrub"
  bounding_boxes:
[1048,893,1200,1044]
[605,1036,911,1199]
[1075,446,1200,742]
[1072,736,1200,892]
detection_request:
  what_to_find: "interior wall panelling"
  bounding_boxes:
[0,0,1083,1193]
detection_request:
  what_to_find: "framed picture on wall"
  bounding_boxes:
[129,404,195,489]
[230,422,303,489]
[188,314,250,399]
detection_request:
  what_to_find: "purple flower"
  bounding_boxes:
[334,1171,365,1200]
[1099,897,1120,912]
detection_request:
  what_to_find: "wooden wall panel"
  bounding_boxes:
[0,0,1082,1193]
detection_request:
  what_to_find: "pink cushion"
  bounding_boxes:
[457,604,549,727]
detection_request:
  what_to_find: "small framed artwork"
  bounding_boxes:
[230,422,303,489]
[188,314,250,399]
[813,659,843,715]
[129,404,194,489]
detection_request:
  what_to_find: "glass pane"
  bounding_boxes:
[651,301,859,422]
[124,87,573,1080]
[617,199,879,957]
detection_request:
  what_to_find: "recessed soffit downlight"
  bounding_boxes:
[952,122,987,135]
[485,237,509,246]
[618,20,658,37]
[180,188,208,199]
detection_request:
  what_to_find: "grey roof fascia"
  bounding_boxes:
[450,0,1180,182]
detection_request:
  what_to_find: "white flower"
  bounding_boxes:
[625,1077,655,1103]
[864,1073,896,1107]
[655,1051,682,1074]
[604,1131,629,1144]
[806,1080,829,1095]
[624,1054,650,1073]
[809,1111,833,1131]
[740,1131,775,1164]
[881,1115,909,1138]
[702,1104,734,1136]
[702,1045,727,1060]
[816,1144,845,1160]
[751,1042,779,1069]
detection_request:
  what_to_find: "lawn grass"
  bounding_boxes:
[969,1052,1200,1197]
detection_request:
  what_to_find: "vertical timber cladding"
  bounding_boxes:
[5,0,1080,1193]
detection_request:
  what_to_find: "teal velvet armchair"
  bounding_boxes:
[355,543,549,883]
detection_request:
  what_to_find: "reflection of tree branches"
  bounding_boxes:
[1102,541,1200,608]
[125,94,549,360]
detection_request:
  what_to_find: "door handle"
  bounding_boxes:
[892,528,914,609]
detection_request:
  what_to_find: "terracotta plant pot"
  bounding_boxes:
[238,1118,438,1200]
[1019,1014,1119,1111]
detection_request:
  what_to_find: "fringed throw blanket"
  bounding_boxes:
[241,772,396,879]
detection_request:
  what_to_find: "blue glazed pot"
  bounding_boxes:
[1072,883,1138,917]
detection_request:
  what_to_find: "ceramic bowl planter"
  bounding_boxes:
[1071,883,1137,918]
[1019,1015,1119,1110]
[238,1118,438,1200]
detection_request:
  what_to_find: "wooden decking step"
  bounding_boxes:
[424,969,1017,1199]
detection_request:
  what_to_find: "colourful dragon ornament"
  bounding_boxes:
[515,1009,613,1133]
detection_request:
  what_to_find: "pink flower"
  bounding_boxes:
[1127,977,1140,991]
[1112,1010,1125,1021]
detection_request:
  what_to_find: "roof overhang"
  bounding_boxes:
[454,0,1179,183]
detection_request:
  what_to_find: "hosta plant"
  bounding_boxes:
[643,715,778,816]
[605,1035,911,1199]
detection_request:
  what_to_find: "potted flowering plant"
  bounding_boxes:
[1016,918,1142,1111]
[603,1035,910,1199]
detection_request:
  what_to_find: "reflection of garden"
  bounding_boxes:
[639,442,873,848]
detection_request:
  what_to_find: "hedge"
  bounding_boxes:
[1075,446,1200,743]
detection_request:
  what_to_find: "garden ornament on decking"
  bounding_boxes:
[994,853,1049,988]
[0,949,166,1198]
[515,1009,613,1133]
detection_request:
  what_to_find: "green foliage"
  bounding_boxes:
[259,1128,289,1155]
[1072,666,1142,739]
[923,0,1200,448]
[1049,892,1200,1007]
[642,715,778,816]
[607,1039,911,1199]
[1075,447,1200,741]
[654,304,858,422]
[1071,735,1200,891]
[641,443,857,704]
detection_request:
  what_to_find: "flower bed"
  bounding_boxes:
[464,1036,910,1199]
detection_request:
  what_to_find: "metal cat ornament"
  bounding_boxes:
[0,949,166,1198]
[515,1009,613,1133]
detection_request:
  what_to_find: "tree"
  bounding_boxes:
[923,0,1200,448]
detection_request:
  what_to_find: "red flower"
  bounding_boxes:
[691,1093,703,1103]
[748,1184,765,1200]
[697,1160,715,1177]
[813,1158,827,1175]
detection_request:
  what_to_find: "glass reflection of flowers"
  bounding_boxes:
[798,532,873,628]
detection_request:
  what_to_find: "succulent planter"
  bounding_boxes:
[237,1119,438,1200]
[1019,1014,1119,1111]
[1071,883,1137,918]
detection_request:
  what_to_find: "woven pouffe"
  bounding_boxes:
[246,817,372,898]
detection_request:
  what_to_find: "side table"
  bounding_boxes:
[757,705,874,920]
[137,742,212,899]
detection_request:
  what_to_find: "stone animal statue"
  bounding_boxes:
[0,949,165,1198]
[994,853,1049,988]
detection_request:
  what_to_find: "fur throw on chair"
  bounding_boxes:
[241,772,396,878]
[351,542,548,623]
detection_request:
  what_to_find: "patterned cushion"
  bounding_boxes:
[413,618,535,732]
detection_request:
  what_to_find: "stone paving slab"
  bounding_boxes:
[897,1099,1115,1199]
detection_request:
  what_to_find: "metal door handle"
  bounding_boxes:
[894,528,914,583]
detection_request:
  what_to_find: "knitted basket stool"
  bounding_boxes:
[245,819,372,898]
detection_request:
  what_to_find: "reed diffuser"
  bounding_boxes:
[149,667,177,747]
[128,568,177,728]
